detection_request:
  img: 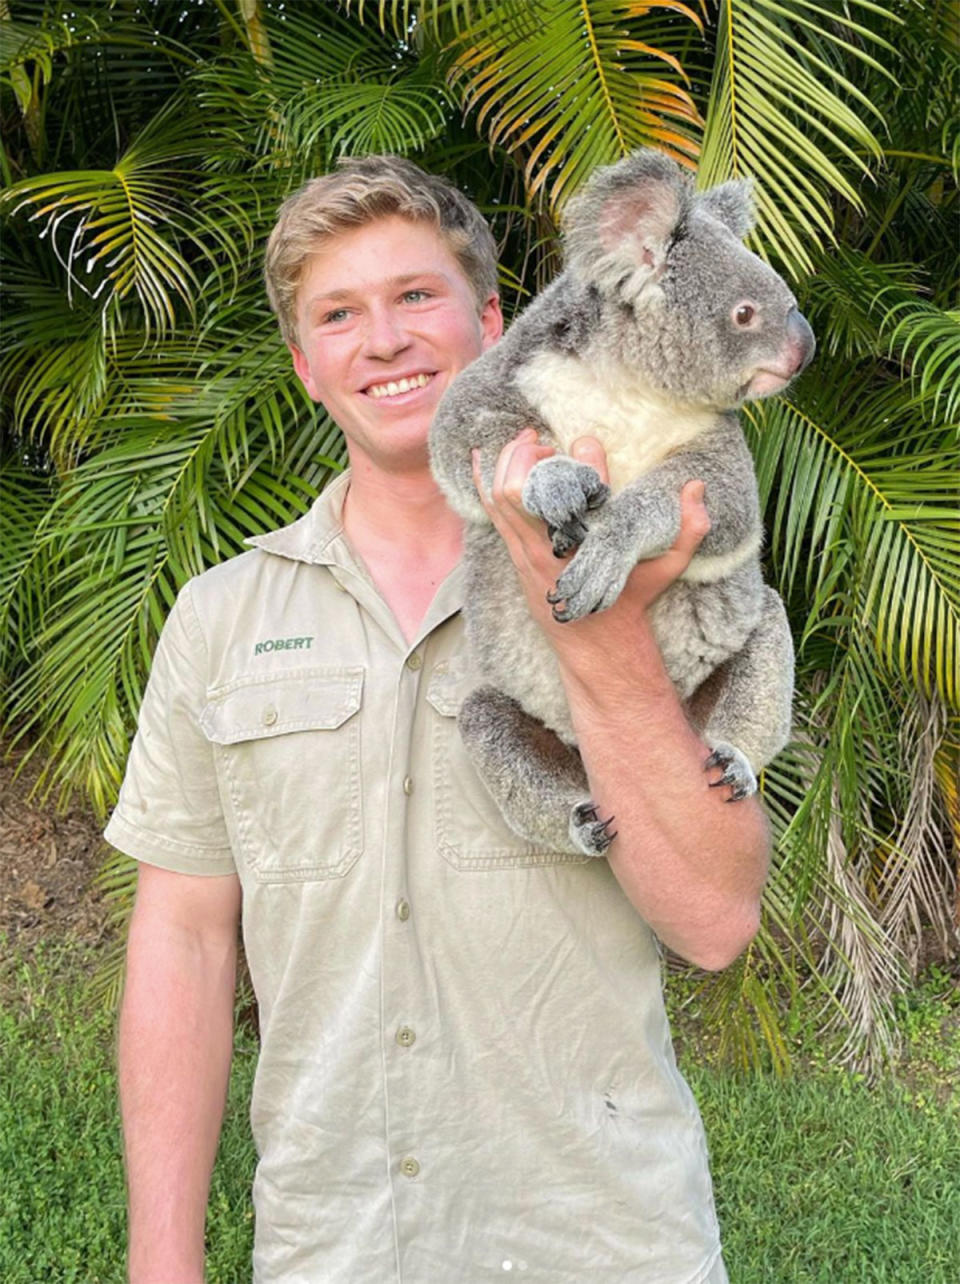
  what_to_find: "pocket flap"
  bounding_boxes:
[426,656,474,718]
[200,667,364,745]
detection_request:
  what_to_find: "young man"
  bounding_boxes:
[109,155,769,1283]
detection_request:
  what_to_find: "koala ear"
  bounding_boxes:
[698,178,755,239]
[563,150,692,288]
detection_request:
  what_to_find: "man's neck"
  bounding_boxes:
[340,456,465,643]
[342,458,463,560]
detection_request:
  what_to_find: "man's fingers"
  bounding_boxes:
[676,480,711,557]
[569,435,609,486]
[472,430,556,534]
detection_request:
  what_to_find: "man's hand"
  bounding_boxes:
[471,429,710,652]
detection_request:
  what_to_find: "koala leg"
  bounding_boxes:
[547,480,680,621]
[687,587,794,801]
[458,686,616,857]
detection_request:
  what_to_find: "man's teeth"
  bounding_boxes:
[368,373,432,398]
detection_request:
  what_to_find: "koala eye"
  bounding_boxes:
[734,303,757,327]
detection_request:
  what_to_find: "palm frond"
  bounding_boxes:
[3,433,319,812]
[285,74,452,157]
[762,659,911,1070]
[745,376,960,711]
[802,247,960,419]
[0,458,54,679]
[1,99,249,339]
[877,691,956,968]
[699,0,897,276]
[346,0,531,40]
[446,0,703,210]
[0,9,101,82]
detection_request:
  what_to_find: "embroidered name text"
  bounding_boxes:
[254,636,314,655]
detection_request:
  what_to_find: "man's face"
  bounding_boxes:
[289,215,502,473]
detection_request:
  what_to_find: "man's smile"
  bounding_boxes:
[362,371,436,400]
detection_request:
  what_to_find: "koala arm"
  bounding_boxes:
[481,433,769,970]
[429,348,556,525]
[548,417,760,620]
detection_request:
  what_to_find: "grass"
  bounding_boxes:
[0,940,257,1284]
[1,940,958,1283]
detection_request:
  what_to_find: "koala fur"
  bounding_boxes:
[429,149,814,857]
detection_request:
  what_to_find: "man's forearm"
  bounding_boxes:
[119,911,237,1283]
[556,619,769,970]
[474,434,770,968]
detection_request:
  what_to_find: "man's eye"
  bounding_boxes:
[403,290,430,303]
[323,308,350,324]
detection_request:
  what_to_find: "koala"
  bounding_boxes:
[429,149,814,858]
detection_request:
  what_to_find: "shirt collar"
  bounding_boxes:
[245,469,466,635]
[245,470,351,567]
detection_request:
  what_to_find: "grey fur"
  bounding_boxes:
[429,149,813,856]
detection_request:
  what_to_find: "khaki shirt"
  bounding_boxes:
[106,471,726,1284]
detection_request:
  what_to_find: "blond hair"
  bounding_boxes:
[264,155,499,346]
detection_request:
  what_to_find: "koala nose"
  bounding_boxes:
[787,307,816,375]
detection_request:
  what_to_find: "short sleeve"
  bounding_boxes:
[104,581,236,876]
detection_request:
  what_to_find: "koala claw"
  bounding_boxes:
[548,523,583,558]
[546,586,575,622]
[570,801,618,857]
[522,457,609,556]
[704,743,757,801]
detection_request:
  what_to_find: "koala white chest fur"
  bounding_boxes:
[514,350,764,586]
[514,350,715,495]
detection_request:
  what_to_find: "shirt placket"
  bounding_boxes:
[380,637,434,1279]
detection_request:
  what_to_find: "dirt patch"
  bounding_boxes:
[0,745,113,955]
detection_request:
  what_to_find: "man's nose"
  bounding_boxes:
[364,306,411,360]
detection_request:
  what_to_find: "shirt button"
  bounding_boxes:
[396,1025,416,1048]
[396,898,411,921]
[406,652,423,671]
[402,775,413,796]
[400,1157,420,1178]
[262,705,278,726]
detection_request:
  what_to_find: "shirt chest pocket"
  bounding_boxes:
[427,662,587,871]
[200,667,363,882]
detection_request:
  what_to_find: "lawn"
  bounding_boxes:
[2,940,958,1283]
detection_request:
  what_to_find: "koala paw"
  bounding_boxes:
[522,456,609,557]
[570,801,617,857]
[546,530,631,622]
[704,742,757,802]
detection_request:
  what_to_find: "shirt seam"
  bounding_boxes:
[107,807,234,858]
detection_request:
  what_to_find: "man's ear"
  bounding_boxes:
[480,293,504,351]
[289,343,321,402]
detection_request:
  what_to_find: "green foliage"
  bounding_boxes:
[0,941,256,1283]
[699,0,894,277]
[690,1063,960,1282]
[0,0,956,1069]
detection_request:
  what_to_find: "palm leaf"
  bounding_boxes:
[0,458,54,679]
[284,74,453,157]
[746,375,959,710]
[0,10,101,88]
[699,0,897,276]
[803,247,960,420]
[446,0,703,210]
[1,99,249,339]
